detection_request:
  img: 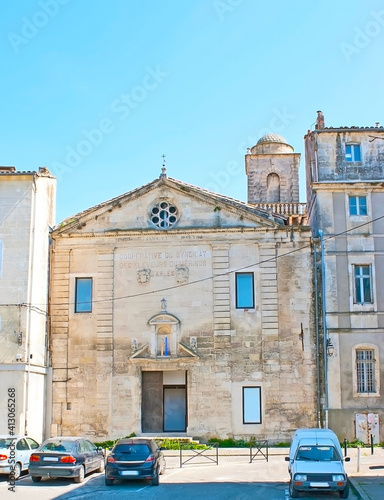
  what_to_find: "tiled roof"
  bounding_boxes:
[0,167,55,178]
[315,126,384,131]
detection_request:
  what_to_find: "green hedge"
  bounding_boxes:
[94,433,136,449]
[94,435,384,450]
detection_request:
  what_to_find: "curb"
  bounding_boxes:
[349,477,370,500]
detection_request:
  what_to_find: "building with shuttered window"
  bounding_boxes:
[305,112,384,443]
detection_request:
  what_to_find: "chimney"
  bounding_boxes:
[315,110,325,130]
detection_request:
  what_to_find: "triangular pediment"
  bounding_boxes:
[129,342,199,362]
[54,175,286,235]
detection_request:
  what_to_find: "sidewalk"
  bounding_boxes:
[345,447,384,500]
[163,446,384,499]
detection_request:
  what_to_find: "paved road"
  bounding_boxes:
[1,455,360,500]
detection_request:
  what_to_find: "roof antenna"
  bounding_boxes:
[160,154,167,178]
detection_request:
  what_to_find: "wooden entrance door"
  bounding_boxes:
[142,371,163,432]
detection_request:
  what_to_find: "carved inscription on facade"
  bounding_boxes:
[119,248,208,279]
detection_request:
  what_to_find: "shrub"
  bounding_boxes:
[207,436,260,448]
[94,432,136,449]
[156,438,206,450]
[343,439,366,448]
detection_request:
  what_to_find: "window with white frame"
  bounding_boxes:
[356,349,375,393]
[242,386,262,424]
[235,272,254,309]
[75,277,93,313]
[346,144,361,162]
[354,265,372,304]
[349,195,367,216]
[353,345,380,397]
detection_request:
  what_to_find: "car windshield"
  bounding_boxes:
[41,440,75,453]
[296,445,340,461]
[0,438,13,448]
[113,444,150,460]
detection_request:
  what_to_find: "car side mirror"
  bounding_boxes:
[344,457,350,462]
[285,456,290,461]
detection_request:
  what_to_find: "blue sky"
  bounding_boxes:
[1,0,384,222]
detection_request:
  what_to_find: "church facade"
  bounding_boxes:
[49,135,319,442]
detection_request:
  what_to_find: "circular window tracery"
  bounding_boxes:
[150,201,179,229]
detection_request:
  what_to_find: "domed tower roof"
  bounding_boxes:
[250,133,294,154]
[256,133,289,146]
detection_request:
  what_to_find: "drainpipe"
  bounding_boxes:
[313,239,321,428]
[24,173,38,435]
[318,229,329,429]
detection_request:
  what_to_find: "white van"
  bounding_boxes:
[285,428,350,498]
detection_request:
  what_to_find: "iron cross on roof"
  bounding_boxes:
[160,154,167,177]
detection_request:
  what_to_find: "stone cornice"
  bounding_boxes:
[51,225,311,241]
[311,181,384,191]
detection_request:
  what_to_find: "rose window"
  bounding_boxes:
[150,201,178,229]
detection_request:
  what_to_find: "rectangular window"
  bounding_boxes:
[349,195,367,216]
[75,277,92,313]
[346,144,361,162]
[236,272,254,309]
[356,350,375,393]
[243,387,261,424]
[354,265,372,304]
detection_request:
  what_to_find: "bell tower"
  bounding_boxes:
[245,133,300,204]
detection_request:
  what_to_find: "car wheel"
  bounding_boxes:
[96,459,105,473]
[31,476,42,483]
[289,481,299,498]
[151,470,159,486]
[105,477,114,486]
[159,458,166,475]
[12,462,21,480]
[339,483,349,498]
[74,465,85,483]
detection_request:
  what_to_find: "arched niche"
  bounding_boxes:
[148,313,180,357]
[266,172,280,202]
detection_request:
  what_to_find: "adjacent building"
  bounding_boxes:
[49,136,318,442]
[0,167,56,442]
[305,112,384,442]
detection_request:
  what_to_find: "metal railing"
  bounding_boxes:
[249,440,269,462]
[179,442,219,467]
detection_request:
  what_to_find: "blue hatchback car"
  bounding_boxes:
[105,438,166,486]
